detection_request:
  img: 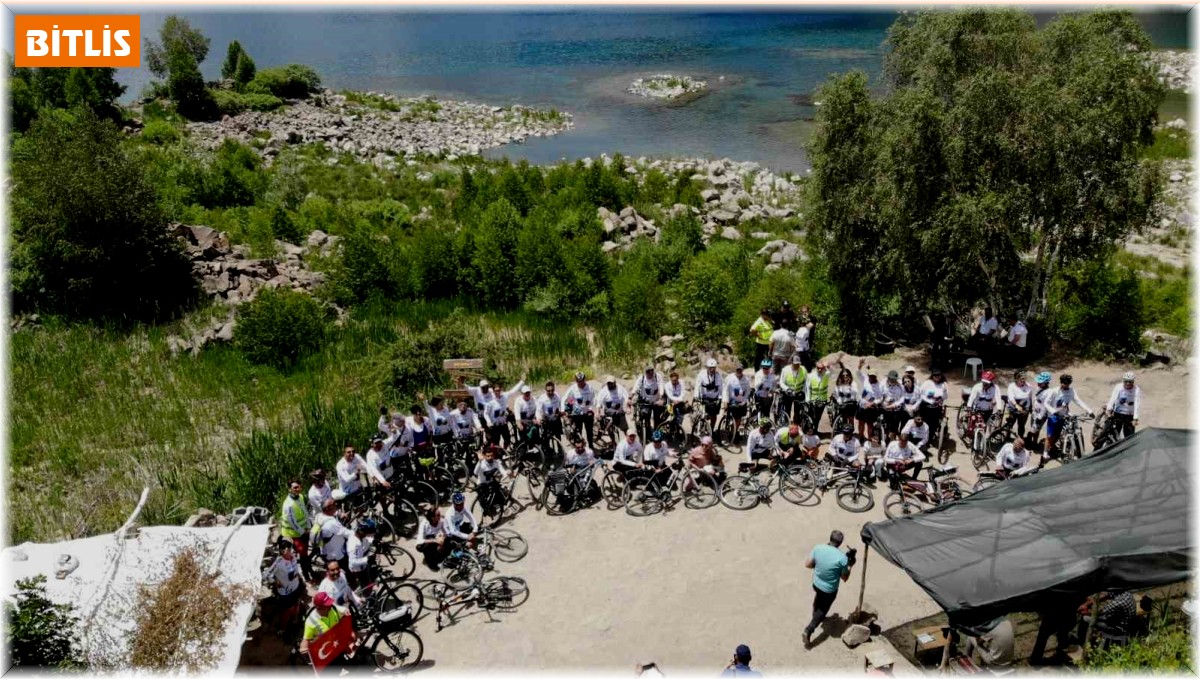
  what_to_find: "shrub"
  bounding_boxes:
[197,139,268,208]
[327,224,409,306]
[4,575,82,669]
[677,254,736,335]
[384,316,490,402]
[269,204,302,244]
[247,64,321,99]
[220,40,245,81]
[611,256,665,338]
[731,269,813,360]
[210,89,282,116]
[234,288,331,369]
[233,54,257,89]
[10,109,197,322]
[1049,256,1145,358]
[141,119,181,145]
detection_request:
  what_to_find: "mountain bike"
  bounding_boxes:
[881,464,970,519]
[714,405,752,449]
[829,399,858,436]
[1091,411,1133,451]
[806,459,875,512]
[718,458,817,510]
[540,460,604,515]
[933,405,956,465]
[654,402,688,448]
[1048,413,1092,464]
[298,576,425,673]
[958,407,995,471]
[987,396,1030,454]
[471,473,524,527]
[622,460,719,516]
[692,398,721,441]
[432,575,530,631]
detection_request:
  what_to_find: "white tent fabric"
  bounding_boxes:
[3,524,270,672]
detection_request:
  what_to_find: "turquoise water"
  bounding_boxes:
[120,10,1190,172]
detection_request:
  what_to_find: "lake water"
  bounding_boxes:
[119,10,1190,173]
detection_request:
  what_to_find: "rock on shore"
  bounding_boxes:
[627,74,707,100]
[187,89,573,168]
[1149,50,1195,93]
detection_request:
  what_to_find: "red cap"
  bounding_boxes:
[313,592,335,607]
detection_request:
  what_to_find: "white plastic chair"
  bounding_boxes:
[963,357,983,382]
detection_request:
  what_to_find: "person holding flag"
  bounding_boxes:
[301,591,358,669]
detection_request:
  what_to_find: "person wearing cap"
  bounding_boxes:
[721,644,762,677]
[881,369,907,436]
[280,479,315,581]
[600,376,632,436]
[467,377,527,414]
[446,492,479,547]
[346,520,376,588]
[768,323,795,374]
[474,445,511,519]
[641,429,674,487]
[724,364,752,441]
[1105,372,1141,440]
[265,540,307,631]
[752,359,778,422]
[1041,374,1093,464]
[688,435,725,482]
[917,370,949,441]
[633,366,667,439]
[695,359,724,432]
[318,560,363,609]
[745,419,777,467]
[613,429,645,477]
[300,591,356,661]
[803,362,831,432]
[966,371,1000,435]
[512,384,540,440]
[536,381,565,441]
[310,498,353,573]
[748,307,774,367]
[856,358,885,439]
[307,470,333,518]
[565,372,599,447]
[779,355,808,425]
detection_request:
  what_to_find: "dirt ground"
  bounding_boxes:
[244,347,1192,674]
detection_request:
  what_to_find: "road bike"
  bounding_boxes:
[622,460,719,516]
[540,460,604,515]
[718,458,817,510]
[432,575,530,631]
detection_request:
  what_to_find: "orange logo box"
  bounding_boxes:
[14,15,140,67]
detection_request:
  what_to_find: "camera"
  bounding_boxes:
[845,546,858,566]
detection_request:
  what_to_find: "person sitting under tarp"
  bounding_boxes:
[1077,592,1153,648]
[961,617,1015,670]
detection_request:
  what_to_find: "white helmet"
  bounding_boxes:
[706,358,718,368]
[1122,372,1136,382]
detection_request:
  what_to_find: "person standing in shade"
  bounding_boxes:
[720,644,762,678]
[803,529,856,647]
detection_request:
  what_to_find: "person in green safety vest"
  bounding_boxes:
[779,356,808,425]
[280,479,315,581]
[748,307,774,368]
[300,591,358,664]
[803,362,831,434]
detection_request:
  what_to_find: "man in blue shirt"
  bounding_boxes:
[803,530,855,647]
[720,644,762,677]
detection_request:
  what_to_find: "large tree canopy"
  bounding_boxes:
[806,9,1164,351]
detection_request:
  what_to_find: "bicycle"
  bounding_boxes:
[718,458,817,510]
[298,576,425,673]
[1047,413,1092,464]
[987,396,1030,454]
[622,459,719,516]
[714,405,753,449]
[593,413,621,457]
[654,402,688,448]
[806,459,875,512]
[692,398,721,441]
[540,460,604,515]
[957,406,996,472]
[972,464,1039,492]
[829,399,858,437]
[476,525,528,564]
[881,464,970,519]
[1091,410,1133,451]
[471,472,525,527]
[432,575,530,631]
[933,404,956,465]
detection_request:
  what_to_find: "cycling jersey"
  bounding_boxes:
[694,369,724,400]
[829,434,861,465]
[882,382,905,408]
[473,458,506,486]
[901,387,921,410]
[317,572,361,608]
[268,555,302,597]
[666,381,688,404]
[724,374,751,406]
[832,383,857,404]
[468,381,526,413]
[425,404,453,436]
[600,385,629,414]
[565,447,597,468]
[308,483,332,516]
[336,454,374,495]
[613,439,643,466]
[1044,387,1092,418]
[967,383,999,412]
[918,380,949,407]
[536,393,564,422]
[1107,384,1141,419]
[445,505,479,539]
[883,440,925,464]
[564,383,598,412]
[365,447,393,481]
[415,516,447,545]
[900,419,929,448]
[753,369,777,398]
[858,374,884,408]
[513,396,538,421]
[483,398,510,426]
[1008,382,1034,409]
[794,326,811,353]
[996,443,1030,471]
[633,373,665,403]
[775,427,801,449]
[347,533,372,573]
[643,441,671,466]
[450,409,480,438]
[745,428,776,463]
[313,514,352,560]
[1032,387,1052,419]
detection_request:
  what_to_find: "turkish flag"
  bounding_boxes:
[309,615,354,674]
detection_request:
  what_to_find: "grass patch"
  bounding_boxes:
[1113,250,1192,338]
[1140,128,1191,161]
[341,90,402,112]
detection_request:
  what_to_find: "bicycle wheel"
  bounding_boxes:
[623,477,663,517]
[428,467,458,505]
[471,490,514,529]
[936,420,952,465]
[956,408,969,442]
[971,430,989,471]
[376,543,417,580]
[371,515,399,547]
[600,469,627,510]
[835,480,875,512]
[713,415,734,447]
[442,550,484,590]
[718,475,760,510]
[371,628,423,673]
[391,499,419,539]
[1073,430,1086,460]
[404,480,439,512]
[972,475,1000,493]
[375,579,425,622]
[540,480,576,516]
[484,576,530,610]
[445,459,471,492]
[488,528,529,562]
[777,464,817,505]
[692,415,713,442]
[681,469,720,509]
[1090,412,1109,448]
[883,489,930,519]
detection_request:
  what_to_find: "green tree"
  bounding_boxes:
[471,199,522,308]
[6,57,126,132]
[807,9,1164,352]
[4,576,82,669]
[234,288,331,369]
[166,40,214,119]
[220,40,245,80]
[11,109,197,321]
[677,254,735,335]
[144,15,211,79]
[233,53,257,89]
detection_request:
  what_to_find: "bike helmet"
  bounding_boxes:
[646,365,656,373]
[358,518,377,533]
[841,422,854,435]
[1036,371,1052,385]
[758,418,772,428]
[451,492,465,504]
[651,430,664,442]
[1122,372,1136,382]
[760,358,772,368]
[1060,373,1073,384]
[575,371,586,382]
[981,370,995,383]
[706,358,718,368]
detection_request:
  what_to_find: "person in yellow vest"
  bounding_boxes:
[804,362,832,434]
[300,591,358,664]
[774,423,805,466]
[280,479,315,581]
[779,356,808,425]
[748,307,774,368]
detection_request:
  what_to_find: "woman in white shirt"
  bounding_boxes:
[415,506,450,571]
[1005,371,1035,438]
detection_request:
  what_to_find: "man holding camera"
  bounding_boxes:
[803,529,856,647]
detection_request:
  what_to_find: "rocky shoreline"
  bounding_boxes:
[187,89,572,168]
[627,74,707,100]
[1149,50,1195,93]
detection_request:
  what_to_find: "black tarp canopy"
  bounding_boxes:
[861,428,1194,629]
